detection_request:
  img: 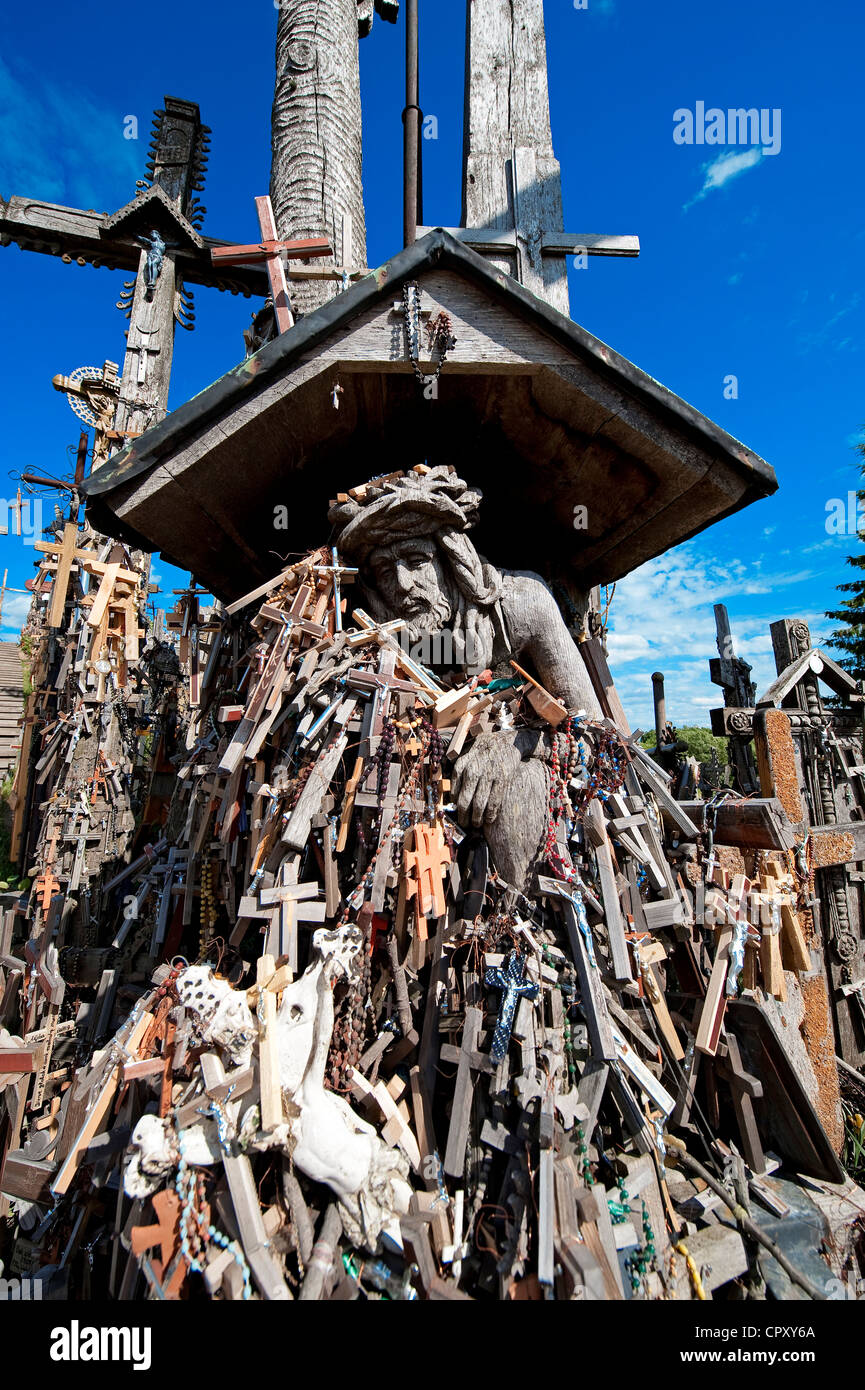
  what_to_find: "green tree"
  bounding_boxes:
[826,439,865,682]
[641,726,727,764]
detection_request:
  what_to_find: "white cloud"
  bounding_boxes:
[0,593,32,635]
[603,541,826,727]
[685,148,763,210]
[606,631,651,663]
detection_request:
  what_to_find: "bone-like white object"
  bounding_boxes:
[124,1112,223,1199]
[135,934,411,1250]
[274,926,412,1250]
[176,964,257,1067]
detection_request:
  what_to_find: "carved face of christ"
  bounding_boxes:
[367,537,452,642]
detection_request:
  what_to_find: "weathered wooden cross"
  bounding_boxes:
[310,547,357,632]
[424,0,639,316]
[210,196,333,334]
[33,524,93,629]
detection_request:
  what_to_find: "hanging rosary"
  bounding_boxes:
[402,281,456,392]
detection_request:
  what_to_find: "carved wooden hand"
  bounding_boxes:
[452,729,523,827]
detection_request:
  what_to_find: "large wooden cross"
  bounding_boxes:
[33,524,92,628]
[1,98,267,451]
[439,0,638,315]
[210,196,333,334]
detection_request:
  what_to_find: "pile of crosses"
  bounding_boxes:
[1,529,863,1302]
[0,499,186,1290]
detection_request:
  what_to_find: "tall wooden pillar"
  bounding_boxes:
[771,619,865,1068]
[270,0,368,315]
[754,704,843,1150]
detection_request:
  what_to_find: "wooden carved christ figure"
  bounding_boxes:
[329,469,602,891]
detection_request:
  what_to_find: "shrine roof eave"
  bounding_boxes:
[80,228,778,592]
[99,184,203,248]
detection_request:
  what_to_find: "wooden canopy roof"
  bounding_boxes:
[81,229,777,601]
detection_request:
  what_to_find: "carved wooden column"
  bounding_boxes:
[753,704,843,1149]
[112,99,209,444]
[771,619,865,1067]
[270,0,370,315]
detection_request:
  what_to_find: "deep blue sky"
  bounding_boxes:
[1,0,862,729]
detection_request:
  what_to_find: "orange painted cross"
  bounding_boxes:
[89,765,107,805]
[33,868,61,913]
[404,822,451,938]
[210,195,332,334]
[130,1189,189,1300]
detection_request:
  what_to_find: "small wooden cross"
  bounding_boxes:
[404,822,451,934]
[442,1005,487,1178]
[259,863,326,967]
[715,1034,765,1174]
[27,1001,62,1110]
[130,1189,187,1300]
[310,546,357,633]
[210,196,333,335]
[89,764,108,805]
[80,557,139,631]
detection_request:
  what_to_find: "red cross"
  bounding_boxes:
[210,195,332,334]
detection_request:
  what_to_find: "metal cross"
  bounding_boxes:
[485,949,539,1062]
[311,546,358,632]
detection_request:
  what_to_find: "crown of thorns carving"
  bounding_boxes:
[328,465,484,560]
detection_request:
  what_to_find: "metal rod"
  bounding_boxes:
[74,431,89,522]
[402,0,421,247]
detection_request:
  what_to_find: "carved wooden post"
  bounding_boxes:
[754,648,844,1150]
[270,0,388,314]
[112,99,210,445]
[709,604,759,793]
[771,619,865,1068]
